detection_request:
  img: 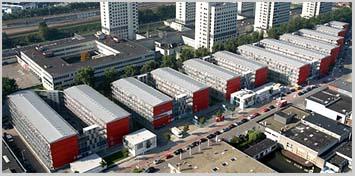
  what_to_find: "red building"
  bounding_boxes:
[111,77,173,129]
[150,67,210,113]
[64,85,131,147]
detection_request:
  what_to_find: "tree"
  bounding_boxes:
[164,133,171,141]
[74,67,95,87]
[2,77,18,98]
[38,21,50,40]
[2,32,12,49]
[230,136,240,144]
[140,60,157,73]
[122,147,129,157]
[160,55,177,69]
[123,65,138,77]
[199,116,206,125]
[102,68,118,96]
[194,47,210,58]
[179,47,195,61]
[215,110,223,117]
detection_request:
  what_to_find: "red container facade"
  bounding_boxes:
[225,77,241,100]
[50,135,79,169]
[297,64,311,85]
[152,101,173,128]
[254,67,268,87]
[106,117,130,147]
[192,88,209,113]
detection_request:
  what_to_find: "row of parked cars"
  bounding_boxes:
[297,85,319,96]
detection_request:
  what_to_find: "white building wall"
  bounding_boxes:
[305,99,346,123]
[195,2,238,51]
[100,2,138,40]
[301,2,333,19]
[254,2,290,32]
[176,2,195,25]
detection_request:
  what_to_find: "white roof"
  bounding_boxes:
[212,51,266,71]
[259,38,328,60]
[183,59,240,81]
[238,44,308,68]
[111,77,172,107]
[8,90,77,143]
[64,85,130,123]
[150,67,209,93]
[315,25,344,36]
[328,21,349,29]
[298,29,342,42]
[124,128,156,145]
[70,154,102,173]
[279,33,337,52]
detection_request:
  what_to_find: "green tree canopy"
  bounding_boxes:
[160,55,177,69]
[102,68,118,96]
[2,32,12,49]
[74,66,95,87]
[123,65,139,77]
[194,47,210,58]
[140,60,158,73]
[2,77,18,98]
[38,21,50,40]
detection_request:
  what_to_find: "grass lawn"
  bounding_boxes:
[103,150,128,166]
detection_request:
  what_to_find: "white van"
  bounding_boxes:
[171,127,183,138]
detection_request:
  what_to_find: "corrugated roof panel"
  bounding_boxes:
[8,90,77,143]
[212,51,266,71]
[111,77,172,107]
[279,33,337,51]
[64,85,130,123]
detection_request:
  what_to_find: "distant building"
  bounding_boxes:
[254,2,290,32]
[305,88,352,124]
[183,59,241,100]
[238,44,311,85]
[8,90,79,170]
[297,29,344,46]
[279,33,341,65]
[195,2,238,51]
[100,2,138,40]
[2,2,37,14]
[258,38,332,77]
[237,2,255,17]
[301,2,333,19]
[123,128,157,156]
[17,34,155,90]
[111,77,173,129]
[64,85,131,149]
[150,67,210,113]
[175,2,195,25]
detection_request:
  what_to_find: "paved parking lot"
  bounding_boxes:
[2,63,41,89]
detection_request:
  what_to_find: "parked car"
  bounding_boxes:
[241,119,249,123]
[276,100,288,108]
[297,91,304,96]
[290,88,296,92]
[261,108,270,113]
[248,113,260,120]
[229,124,236,128]
[153,159,164,165]
[165,154,173,159]
[214,131,222,136]
[174,149,184,155]
[268,105,276,109]
[3,133,14,143]
[222,127,231,132]
[200,138,208,143]
[144,167,157,173]
[207,134,216,139]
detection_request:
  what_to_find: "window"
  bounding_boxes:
[137,142,143,149]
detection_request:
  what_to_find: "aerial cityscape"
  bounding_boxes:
[1,1,352,174]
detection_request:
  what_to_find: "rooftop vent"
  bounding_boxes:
[304,138,308,141]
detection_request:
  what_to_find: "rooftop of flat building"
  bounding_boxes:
[238,44,309,68]
[212,51,267,71]
[150,67,209,93]
[123,128,156,145]
[335,142,352,159]
[243,138,277,157]
[330,79,352,93]
[279,33,338,51]
[64,85,131,123]
[183,59,240,81]
[315,25,345,34]
[20,34,154,77]
[298,29,343,41]
[258,106,308,132]
[283,123,338,153]
[111,77,173,107]
[167,142,274,173]
[328,153,348,167]
[328,21,349,28]
[303,113,351,136]
[306,88,352,115]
